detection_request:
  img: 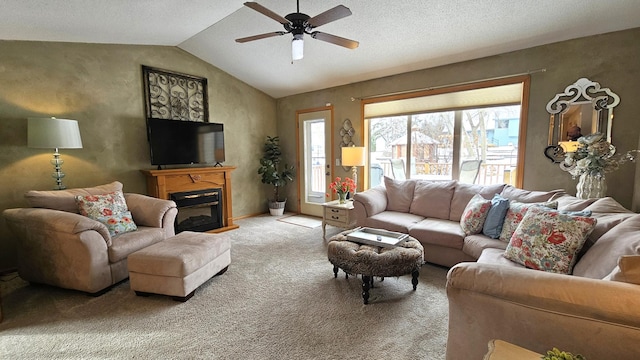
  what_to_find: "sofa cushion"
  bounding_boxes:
[409,218,466,249]
[583,197,634,214]
[477,248,524,268]
[25,181,123,213]
[575,198,636,259]
[605,255,640,285]
[75,191,138,237]
[573,214,640,279]
[409,180,456,220]
[578,212,636,259]
[498,200,558,242]
[556,196,599,211]
[449,182,506,222]
[500,185,566,203]
[108,226,166,263]
[504,207,596,274]
[482,194,510,238]
[365,211,424,234]
[460,194,492,235]
[383,177,416,212]
[463,234,509,259]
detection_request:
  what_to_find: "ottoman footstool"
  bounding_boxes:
[128,231,231,302]
[327,230,424,304]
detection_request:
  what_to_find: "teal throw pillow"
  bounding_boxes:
[482,194,510,239]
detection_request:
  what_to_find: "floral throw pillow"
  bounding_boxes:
[75,191,137,237]
[504,207,597,274]
[498,200,558,242]
[460,194,492,235]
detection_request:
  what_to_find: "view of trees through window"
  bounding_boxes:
[368,105,521,187]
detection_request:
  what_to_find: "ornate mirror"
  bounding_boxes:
[544,78,620,163]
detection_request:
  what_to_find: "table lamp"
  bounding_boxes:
[341,146,366,195]
[28,117,83,190]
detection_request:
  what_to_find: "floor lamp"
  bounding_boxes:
[341,146,366,195]
[28,117,83,190]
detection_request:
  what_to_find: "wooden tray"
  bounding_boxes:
[346,227,409,248]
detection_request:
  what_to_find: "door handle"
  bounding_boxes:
[325,172,330,176]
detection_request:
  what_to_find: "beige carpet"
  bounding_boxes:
[0,215,450,359]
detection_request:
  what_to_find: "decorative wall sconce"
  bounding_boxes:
[28,117,83,190]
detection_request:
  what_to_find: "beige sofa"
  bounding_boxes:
[3,181,178,294]
[447,201,640,359]
[353,177,640,359]
[352,177,565,267]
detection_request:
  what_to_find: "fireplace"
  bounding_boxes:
[170,188,222,233]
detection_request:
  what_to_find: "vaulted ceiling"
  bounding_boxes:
[2,1,640,98]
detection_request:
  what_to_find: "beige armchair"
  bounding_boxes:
[3,182,177,295]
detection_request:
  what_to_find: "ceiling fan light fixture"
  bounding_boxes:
[238,2,357,61]
[292,34,304,60]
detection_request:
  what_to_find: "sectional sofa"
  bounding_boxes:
[353,177,640,359]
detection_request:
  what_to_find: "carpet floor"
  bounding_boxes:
[0,215,450,359]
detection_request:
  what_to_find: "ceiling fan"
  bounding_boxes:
[235,1,359,61]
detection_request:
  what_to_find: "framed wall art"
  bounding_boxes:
[142,65,209,122]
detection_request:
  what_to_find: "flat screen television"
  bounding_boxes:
[146,118,225,167]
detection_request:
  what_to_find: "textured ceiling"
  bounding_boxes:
[2,1,640,98]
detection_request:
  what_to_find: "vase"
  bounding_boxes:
[576,172,607,199]
[338,192,348,204]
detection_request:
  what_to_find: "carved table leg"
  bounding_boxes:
[362,275,371,304]
[412,270,419,290]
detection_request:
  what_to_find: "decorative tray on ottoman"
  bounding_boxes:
[346,227,409,248]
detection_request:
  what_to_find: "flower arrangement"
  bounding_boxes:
[327,176,356,203]
[560,133,639,178]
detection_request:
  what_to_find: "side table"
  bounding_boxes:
[483,339,542,360]
[322,200,356,239]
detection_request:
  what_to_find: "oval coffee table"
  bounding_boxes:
[327,229,424,304]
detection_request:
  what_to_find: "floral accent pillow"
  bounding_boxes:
[504,207,597,274]
[498,200,558,242]
[75,191,137,237]
[460,194,492,235]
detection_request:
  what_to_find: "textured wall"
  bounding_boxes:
[0,41,276,270]
[277,27,640,212]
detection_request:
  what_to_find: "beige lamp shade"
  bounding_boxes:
[28,117,83,149]
[342,146,366,167]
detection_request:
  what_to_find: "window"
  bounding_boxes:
[363,76,529,188]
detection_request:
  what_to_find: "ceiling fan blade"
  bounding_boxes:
[236,31,286,43]
[243,2,290,25]
[311,32,359,49]
[307,5,352,28]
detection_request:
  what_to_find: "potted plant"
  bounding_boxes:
[258,136,295,216]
